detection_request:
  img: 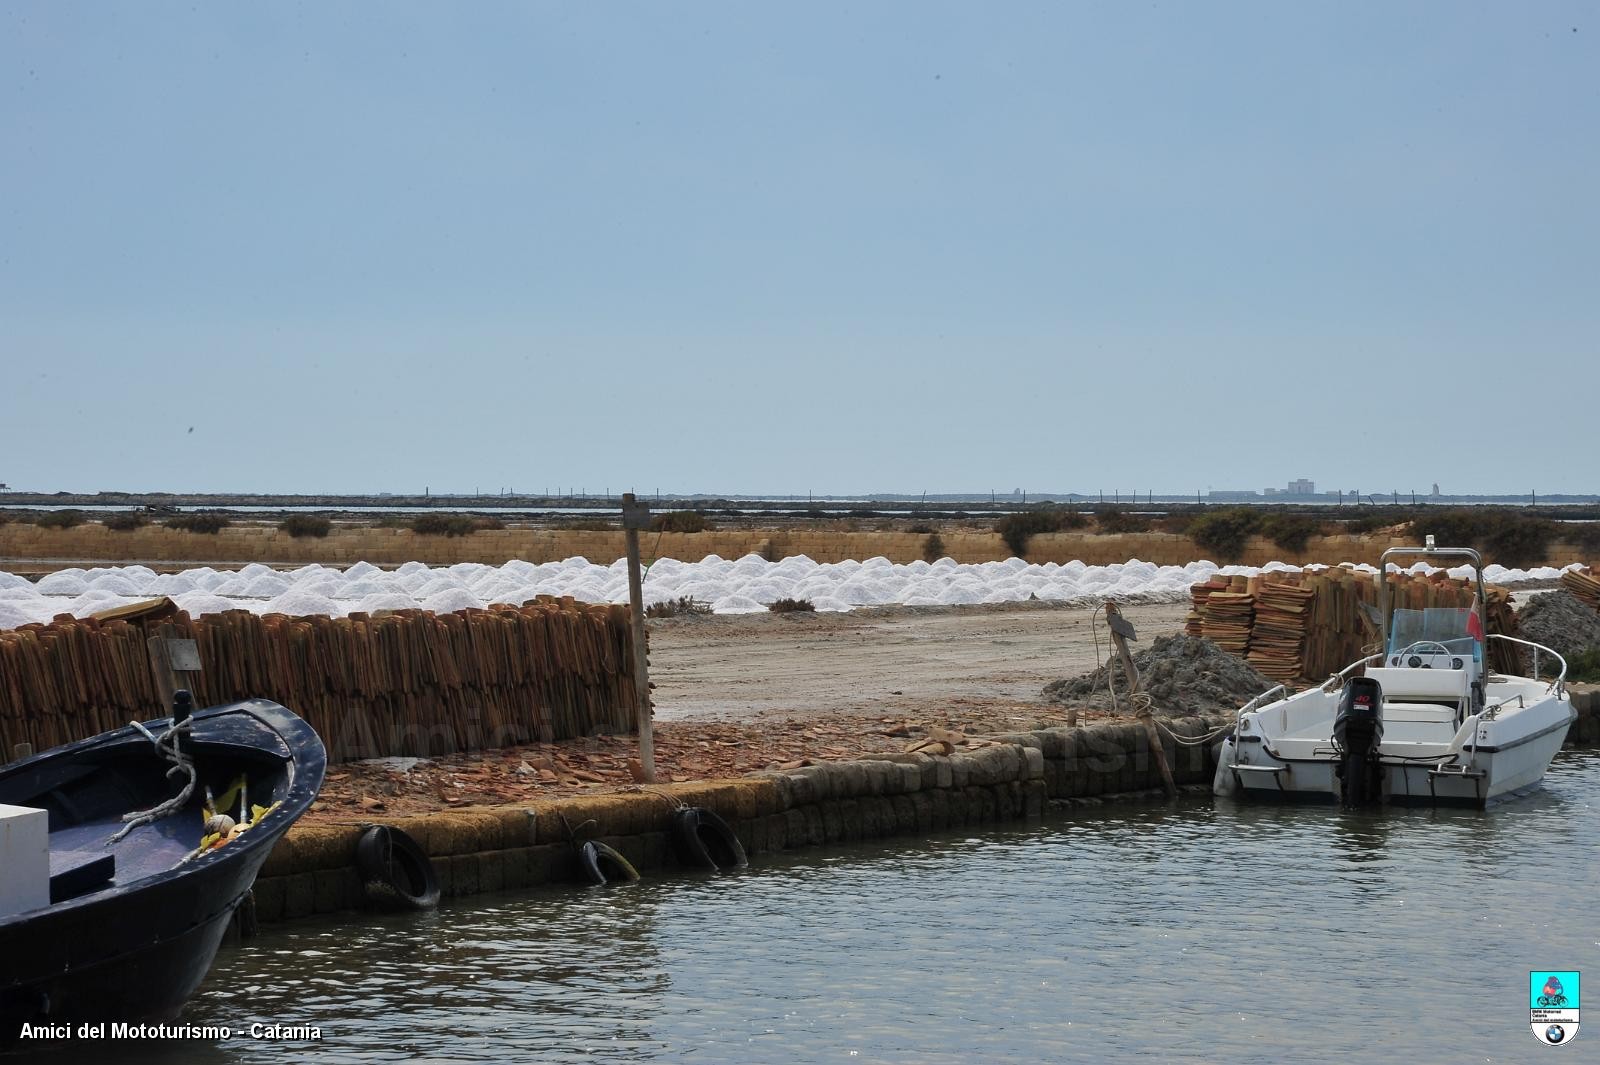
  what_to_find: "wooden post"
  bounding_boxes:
[1104,600,1178,799]
[621,493,656,783]
[146,622,202,716]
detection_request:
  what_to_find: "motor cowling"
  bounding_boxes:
[1334,676,1384,807]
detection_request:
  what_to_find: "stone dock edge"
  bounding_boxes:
[248,692,1599,926]
[248,714,1226,924]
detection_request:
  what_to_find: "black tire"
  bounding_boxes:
[671,806,749,871]
[356,825,441,911]
[579,840,641,885]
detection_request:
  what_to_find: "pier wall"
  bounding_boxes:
[248,715,1224,924]
[5,522,1594,571]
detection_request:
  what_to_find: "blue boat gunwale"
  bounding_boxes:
[0,697,326,928]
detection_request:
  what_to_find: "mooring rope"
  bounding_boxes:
[1092,603,1245,749]
[107,718,196,845]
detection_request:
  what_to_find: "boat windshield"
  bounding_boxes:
[1387,607,1479,659]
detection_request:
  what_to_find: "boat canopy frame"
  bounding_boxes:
[1377,543,1487,654]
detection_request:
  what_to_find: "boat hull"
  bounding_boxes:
[0,837,272,1032]
[1215,704,1575,808]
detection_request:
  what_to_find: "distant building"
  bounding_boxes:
[1287,478,1315,495]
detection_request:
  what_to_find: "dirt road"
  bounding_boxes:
[313,600,1194,820]
[647,600,1192,722]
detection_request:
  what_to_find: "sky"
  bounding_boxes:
[1,2,1595,497]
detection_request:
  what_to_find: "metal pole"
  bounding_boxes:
[622,493,655,783]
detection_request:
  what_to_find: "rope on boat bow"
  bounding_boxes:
[106,718,198,846]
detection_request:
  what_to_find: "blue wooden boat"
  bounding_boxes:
[0,695,324,1037]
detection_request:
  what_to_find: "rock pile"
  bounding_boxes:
[1042,633,1275,716]
[1516,590,1600,666]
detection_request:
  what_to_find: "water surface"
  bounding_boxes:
[41,751,1600,1062]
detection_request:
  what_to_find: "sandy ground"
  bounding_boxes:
[647,600,1193,722]
[311,600,1193,822]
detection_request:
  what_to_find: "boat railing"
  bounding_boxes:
[1234,683,1288,732]
[1488,633,1568,696]
[1318,652,1385,693]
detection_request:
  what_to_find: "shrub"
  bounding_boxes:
[1481,517,1555,569]
[164,513,230,534]
[1259,514,1322,554]
[906,523,934,535]
[104,513,148,532]
[280,515,332,538]
[1186,508,1262,562]
[1405,509,1557,568]
[1406,509,1483,548]
[1095,507,1150,534]
[1159,513,1193,536]
[923,532,946,563]
[473,515,506,531]
[649,510,712,533]
[559,518,615,531]
[1344,513,1395,535]
[768,598,815,613]
[1560,522,1600,555]
[1568,647,1600,684]
[995,507,1087,558]
[411,514,480,537]
[35,510,86,529]
[645,596,714,618]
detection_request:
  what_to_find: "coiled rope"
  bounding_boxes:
[106,718,196,845]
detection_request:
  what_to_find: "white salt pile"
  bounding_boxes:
[0,555,1581,629]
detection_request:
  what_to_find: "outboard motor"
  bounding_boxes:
[1333,676,1384,807]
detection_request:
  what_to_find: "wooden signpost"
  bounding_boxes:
[146,622,202,714]
[621,493,656,783]
[1104,600,1178,800]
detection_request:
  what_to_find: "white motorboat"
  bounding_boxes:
[1214,542,1575,808]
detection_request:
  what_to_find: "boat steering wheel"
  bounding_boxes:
[1391,640,1453,666]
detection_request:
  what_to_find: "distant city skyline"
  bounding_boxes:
[3,3,1594,495]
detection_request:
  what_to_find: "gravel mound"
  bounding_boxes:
[1042,633,1275,716]
[1517,590,1600,664]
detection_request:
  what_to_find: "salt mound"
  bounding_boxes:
[356,592,421,614]
[422,589,487,614]
[1043,634,1274,716]
[1517,590,1600,665]
[0,571,33,591]
[335,579,392,599]
[68,591,133,617]
[242,574,292,597]
[173,592,242,618]
[149,572,200,595]
[710,594,765,614]
[36,571,88,595]
[0,601,47,630]
[265,590,347,618]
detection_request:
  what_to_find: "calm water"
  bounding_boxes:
[28,750,1600,1063]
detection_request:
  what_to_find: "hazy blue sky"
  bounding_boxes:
[2,2,1594,496]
